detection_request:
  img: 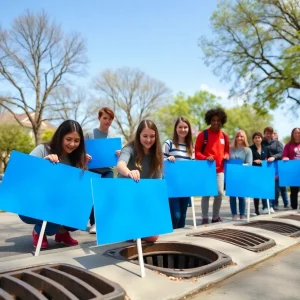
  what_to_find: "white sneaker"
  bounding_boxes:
[262,208,269,214]
[270,208,275,213]
[89,224,96,234]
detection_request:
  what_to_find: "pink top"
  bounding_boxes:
[283,143,300,160]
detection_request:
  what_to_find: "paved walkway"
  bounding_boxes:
[190,244,300,300]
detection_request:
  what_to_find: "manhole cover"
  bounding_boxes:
[104,242,232,278]
[0,263,126,300]
[187,229,276,252]
[236,220,300,237]
[276,214,300,222]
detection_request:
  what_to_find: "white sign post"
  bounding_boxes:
[34,220,47,257]
[136,238,145,278]
[191,197,197,229]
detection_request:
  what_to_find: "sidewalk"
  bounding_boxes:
[0,198,299,299]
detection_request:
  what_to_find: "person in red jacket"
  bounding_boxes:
[195,108,230,224]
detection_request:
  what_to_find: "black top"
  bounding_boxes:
[249,144,268,166]
[262,139,283,160]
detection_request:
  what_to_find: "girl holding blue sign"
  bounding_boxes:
[282,127,300,209]
[85,107,120,234]
[19,120,87,249]
[229,130,253,220]
[163,117,193,229]
[117,119,163,242]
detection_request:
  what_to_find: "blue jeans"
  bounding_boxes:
[18,215,76,236]
[275,181,289,207]
[169,197,190,229]
[230,197,246,216]
[89,170,114,226]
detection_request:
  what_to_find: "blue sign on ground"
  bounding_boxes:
[163,160,217,197]
[278,160,300,186]
[92,178,173,245]
[226,164,275,199]
[0,151,94,230]
[86,138,122,168]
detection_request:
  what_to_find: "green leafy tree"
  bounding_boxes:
[0,125,34,171]
[155,91,221,140]
[41,129,55,143]
[200,0,300,112]
[224,105,273,142]
[283,135,291,145]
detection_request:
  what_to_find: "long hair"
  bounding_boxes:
[172,117,193,158]
[47,120,86,169]
[232,129,249,149]
[128,120,163,177]
[289,127,300,144]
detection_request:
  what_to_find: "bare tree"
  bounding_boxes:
[94,67,171,141]
[0,10,87,145]
[47,86,97,129]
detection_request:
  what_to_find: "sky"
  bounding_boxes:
[1,0,297,139]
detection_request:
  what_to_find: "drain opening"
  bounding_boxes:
[276,214,300,222]
[0,263,126,300]
[187,228,276,252]
[104,242,232,278]
[236,220,300,237]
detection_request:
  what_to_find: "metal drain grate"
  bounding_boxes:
[104,242,232,278]
[276,214,300,222]
[237,220,300,237]
[187,229,276,252]
[0,263,126,300]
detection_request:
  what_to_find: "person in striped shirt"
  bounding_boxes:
[163,117,194,229]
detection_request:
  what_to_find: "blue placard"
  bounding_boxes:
[226,164,275,199]
[224,159,243,179]
[85,138,122,168]
[163,160,217,197]
[92,178,173,245]
[0,151,95,230]
[278,160,300,186]
[261,160,278,176]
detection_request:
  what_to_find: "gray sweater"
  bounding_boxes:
[230,147,253,165]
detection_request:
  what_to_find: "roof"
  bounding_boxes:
[0,112,56,130]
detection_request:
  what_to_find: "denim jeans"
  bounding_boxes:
[18,215,77,236]
[229,197,246,216]
[169,197,190,229]
[89,170,114,226]
[275,183,289,207]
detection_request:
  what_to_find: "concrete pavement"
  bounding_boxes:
[0,198,299,299]
[190,244,300,300]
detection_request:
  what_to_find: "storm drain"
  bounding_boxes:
[237,220,300,237]
[276,214,300,222]
[104,242,232,278]
[0,263,126,300]
[187,229,275,252]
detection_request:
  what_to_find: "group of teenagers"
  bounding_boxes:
[18,107,300,249]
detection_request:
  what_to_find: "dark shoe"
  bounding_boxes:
[201,218,209,225]
[211,216,222,223]
[255,210,260,216]
[55,231,78,246]
[32,230,49,249]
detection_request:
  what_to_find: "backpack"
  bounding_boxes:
[201,129,227,153]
